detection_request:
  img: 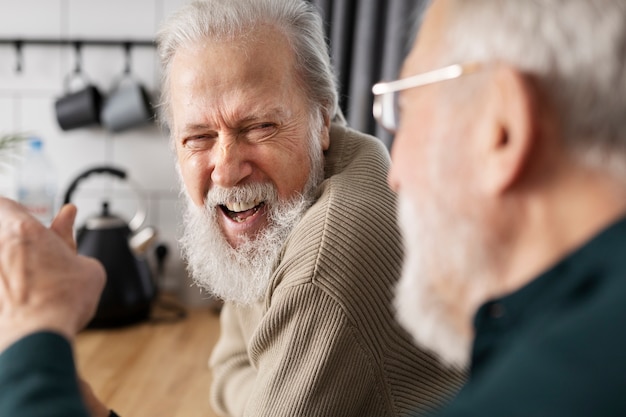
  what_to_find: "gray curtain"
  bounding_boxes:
[308,0,427,148]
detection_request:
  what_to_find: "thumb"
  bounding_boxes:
[50,204,78,251]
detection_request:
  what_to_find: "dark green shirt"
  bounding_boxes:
[0,332,89,417]
[432,217,626,417]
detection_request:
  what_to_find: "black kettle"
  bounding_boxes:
[63,166,158,328]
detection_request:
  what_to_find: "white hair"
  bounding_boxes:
[439,0,626,176]
[156,0,342,131]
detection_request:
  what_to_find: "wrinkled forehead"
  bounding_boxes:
[168,25,305,118]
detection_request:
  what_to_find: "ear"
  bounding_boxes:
[477,66,536,195]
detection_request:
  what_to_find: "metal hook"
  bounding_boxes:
[73,41,83,74]
[123,42,132,75]
[15,41,23,74]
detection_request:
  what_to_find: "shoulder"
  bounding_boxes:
[326,122,392,181]
[456,272,626,417]
[270,124,401,302]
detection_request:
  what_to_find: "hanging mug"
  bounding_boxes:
[101,44,154,133]
[55,71,103,131]
[101,75,154,133]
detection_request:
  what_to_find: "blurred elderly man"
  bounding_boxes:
[373,0,626,415]
[157,1,462,417]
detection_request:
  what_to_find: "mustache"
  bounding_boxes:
[204,183,279,207]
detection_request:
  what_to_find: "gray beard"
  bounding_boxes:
[393,193,473,369]
[179,183,315,305]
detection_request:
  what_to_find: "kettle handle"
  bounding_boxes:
[63,166,126,205]
[62,165,147,231]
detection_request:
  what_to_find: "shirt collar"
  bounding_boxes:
[471,214,626,365]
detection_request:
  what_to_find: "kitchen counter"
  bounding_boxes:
[76,300,221,417]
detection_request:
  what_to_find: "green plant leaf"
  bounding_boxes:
[0,133,27,152]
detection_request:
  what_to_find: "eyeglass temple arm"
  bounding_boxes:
[372,63,480,95]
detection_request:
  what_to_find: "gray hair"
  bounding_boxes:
[156,0,341,131]
[438,0,626,176]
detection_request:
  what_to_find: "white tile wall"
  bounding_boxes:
[0,0,63,38]
[0,46,64,92]
[67,0,157,39]
[0,0,204,305]
[0,96,15,132]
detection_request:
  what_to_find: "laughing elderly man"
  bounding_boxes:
[373,0,626,416]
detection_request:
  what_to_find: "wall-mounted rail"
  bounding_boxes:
[0,38,155,73]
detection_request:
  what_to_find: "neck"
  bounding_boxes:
[455,160,626,346]
[498,160,626,299]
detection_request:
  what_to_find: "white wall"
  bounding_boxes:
[0,0,211,305]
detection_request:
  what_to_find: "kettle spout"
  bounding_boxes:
[129,226,158,255]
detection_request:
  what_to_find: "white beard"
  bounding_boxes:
[179,184,313,305]
[394,193,478,369]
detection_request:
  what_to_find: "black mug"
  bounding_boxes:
[55,73,103,131]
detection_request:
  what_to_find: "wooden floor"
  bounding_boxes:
[76,302,222,417]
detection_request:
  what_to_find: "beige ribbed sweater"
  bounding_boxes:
[209,123,464,417]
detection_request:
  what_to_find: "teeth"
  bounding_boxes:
[225,199,259,213]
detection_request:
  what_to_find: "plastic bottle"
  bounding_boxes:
[16,137,57,226]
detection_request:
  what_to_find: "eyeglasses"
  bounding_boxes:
[371,63,482,133]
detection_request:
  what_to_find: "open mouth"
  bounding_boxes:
[219,200,265,223]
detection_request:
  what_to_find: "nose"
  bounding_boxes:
[210,135,253,188]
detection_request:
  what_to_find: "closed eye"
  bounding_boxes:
[245,123,279,142]
[182,133,218,150]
